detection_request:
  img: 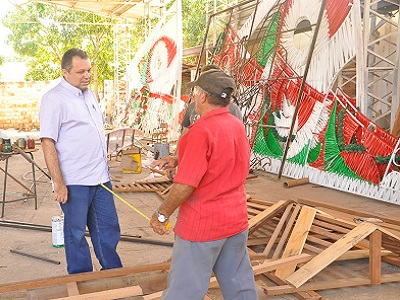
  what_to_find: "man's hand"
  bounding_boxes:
[53,182,68,204]
[150,155,178,170]
[166,168,177,180]
[150,212,171,235]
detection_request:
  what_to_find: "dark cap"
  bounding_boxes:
[200,64,221,73]
[188,69,235,99]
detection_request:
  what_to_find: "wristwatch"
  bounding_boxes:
[156,210,169,223]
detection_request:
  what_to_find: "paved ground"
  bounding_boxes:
[0,129,399,299]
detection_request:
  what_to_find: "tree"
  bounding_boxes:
[3,3,115,99]
[182,0,208,49]
[0,55,4,79]
[3,1,212,96]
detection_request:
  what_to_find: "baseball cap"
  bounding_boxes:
[188,69,235,99]
[200,64,221,72]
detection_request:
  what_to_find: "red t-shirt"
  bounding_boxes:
[173,107,250,242]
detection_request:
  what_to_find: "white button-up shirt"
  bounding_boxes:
[39,78,109,185]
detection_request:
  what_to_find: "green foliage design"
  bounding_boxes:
[307,142,321,164]
[324,102,361,179]
[258,12,280,67]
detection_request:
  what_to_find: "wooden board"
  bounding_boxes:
[52,285,142,300]
[275,206,317,279]
[248,200,294,234]
[286,222,378,288]
[264,273,400,296]
[298,198,400,227]
[0,262,170,294]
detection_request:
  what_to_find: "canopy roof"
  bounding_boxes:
[20,0,170,20]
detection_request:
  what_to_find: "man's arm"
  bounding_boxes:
[149,127,188,170]
[150,182,194,235]
[41,138,68,204]
[151,101,196,170]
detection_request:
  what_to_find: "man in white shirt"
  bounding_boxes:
[39,48,122,274]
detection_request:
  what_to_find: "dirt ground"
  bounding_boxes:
[0,129,400,299]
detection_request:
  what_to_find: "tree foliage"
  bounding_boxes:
[182,0,208,49]
[3,3,115,99]
[0,55,4,80]
[2,1,212,96]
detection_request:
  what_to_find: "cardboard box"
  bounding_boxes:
[121,147,142,173]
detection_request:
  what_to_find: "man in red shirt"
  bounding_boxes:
[150,69,257,299]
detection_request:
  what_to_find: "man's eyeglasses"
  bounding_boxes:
[188,86,203,102]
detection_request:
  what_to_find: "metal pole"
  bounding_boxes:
[10,249,61,265]
[0,220,173,247]
[277,0,328,179]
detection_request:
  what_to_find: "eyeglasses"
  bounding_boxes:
[188,86,203,102]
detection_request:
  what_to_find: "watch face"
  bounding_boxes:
[157,211,168,223]
[158,215,167,222]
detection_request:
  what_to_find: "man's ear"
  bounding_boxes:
[199,92,207,105]
[61,69,68,78]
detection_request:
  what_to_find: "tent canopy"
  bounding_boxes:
[20,0,170,20]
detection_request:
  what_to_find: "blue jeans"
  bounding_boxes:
[61,182,122,274]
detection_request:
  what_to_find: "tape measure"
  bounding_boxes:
[100,183,171,231]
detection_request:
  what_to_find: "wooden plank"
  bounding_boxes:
[264,273,400,296]
[380,227,400,256]
[0,262,170,293]
[66,282,80,296]
[391,103,400,137]
[337,249,392,261]
[253,254,312,275]
[208,276,219,289]
[315,212,356,230]
[249,252,268,260]
[145,290,219,300]
[263,204,294,256]
[246,196,274,207]
[272,204,301,260]
[306,235,332,248]
[309,225,343,241]
[143,291,163,300]
[247,237,271,246]
[262,272,321,300]
[382,255,400,267]
[299,198,400,227]
[248,200,292,232]
[275,206,316,279]
[380,227,400,242]
[285,222,378,288]
[209,254,312,290]
[369,230,382,285]
[52,285,142,300]
[312,219,351,234]
[303,243,323,255]
[247,201,272,211]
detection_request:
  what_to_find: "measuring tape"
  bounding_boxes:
[100,183,171,230]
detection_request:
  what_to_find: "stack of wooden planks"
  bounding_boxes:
[245,196,400,298]
[1,196,400,299]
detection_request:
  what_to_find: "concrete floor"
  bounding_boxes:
[0,130,399,299]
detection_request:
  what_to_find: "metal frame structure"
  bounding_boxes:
[360,0,400,133]
[202,0,400,135]
[113,23,134,118]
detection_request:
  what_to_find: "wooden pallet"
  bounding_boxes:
[113,181,171,193]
